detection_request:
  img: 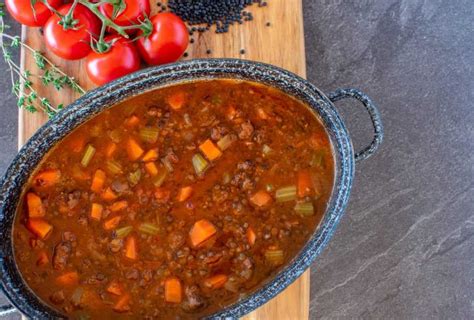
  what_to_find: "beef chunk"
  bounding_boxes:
[52,241,72,270]
[50,290,65,305]
[182,285,206,312]
[238,121,254,140]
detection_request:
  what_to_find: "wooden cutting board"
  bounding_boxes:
[18,1,308,319]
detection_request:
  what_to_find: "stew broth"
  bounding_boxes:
[13,80,334,319]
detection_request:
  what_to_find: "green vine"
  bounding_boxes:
[0,3,85,118]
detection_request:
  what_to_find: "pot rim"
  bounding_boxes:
[0,58,355,319]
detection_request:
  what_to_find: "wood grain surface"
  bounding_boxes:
[18,1,308,318]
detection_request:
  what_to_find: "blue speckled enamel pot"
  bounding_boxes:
[0,59,383,319]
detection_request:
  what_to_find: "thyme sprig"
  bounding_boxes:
[0,4,85,118]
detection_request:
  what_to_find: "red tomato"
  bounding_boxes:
[136,13,188,65]
[86,37,141,86]
[5,0,62,27]
[43,4,101,60]
[99,0,150,30]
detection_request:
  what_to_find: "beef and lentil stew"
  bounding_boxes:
[13,80,334,319]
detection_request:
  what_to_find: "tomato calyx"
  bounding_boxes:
[57,0,81,30]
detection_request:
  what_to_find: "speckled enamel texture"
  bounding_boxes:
[0,59,383,319]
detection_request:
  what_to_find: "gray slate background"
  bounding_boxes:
[0,0,473,319]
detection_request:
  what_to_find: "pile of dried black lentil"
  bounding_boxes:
[166,0,268,34]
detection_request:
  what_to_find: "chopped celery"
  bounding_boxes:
[294,202,314,216]
[222,172,231,184]
[128,169,141,186]
[192,154,209,175]
[106,160,123,175]
[262,144,272,156]
[153,168,168,187]
[139,127,159,143]
[310,150,325,167]
[265,249,284,265]
[138,223,159,235]
[217,134,235,151]
[80,144,96,167]
[114,226,133,238]
[275,185,297,202]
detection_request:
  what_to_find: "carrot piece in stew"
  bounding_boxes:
[177,186,193,202]
[125,115,140,127]
[164,277,182,303]
[249,190,273,207]
[106,280,123,296]
[142,149,159,162]
[26,192,45,218]
[297,169,314,198]
[199,139,222,161]
[124,235,137,260]
[144,162,159,176]
[90,203,103,221]
[91,169,106,193]
[56,271,79,286]
[103,216,122,230]
[26,218,52,239]
[189,219,217,248]
[167,91,186,110]
[106,142,117,158]
[102,187,118,201]
[36,251,49,266]
[126,138,144,161]
[113,293,131,313]
[203,274,228,289]
[246,227,257,246]
[109,200,128,212]
[33,169,61,188]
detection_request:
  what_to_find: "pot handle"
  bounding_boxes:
[0,304,16,317]
[328,88,384,163]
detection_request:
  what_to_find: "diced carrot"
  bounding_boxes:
[113,293,131,313]
[189,219,217,248]
[26,192,45,218]
[124,236,137,260]
[33,169,61,188]
[102,187,118,201]
[125,115,140,127]
[106,280,123,296]
[26,218,53,239]
[72,165,90,181]
[176,186,193,202]
[36,251,49,266]
[167,91,186,110]
[109,200,128,212]
[155,188,171,202]
[297,169,314,198]
[142,149,159,162]
[246,227,256,246]
[203,274,228,289]
[56,271,79,286]
[103,216,122,230]
[256,107,269,120]
[91,169,106,193]
[226,105,237,120]
[90,203,103,221]
[249,190,273,207]
[126,138,144,161]
[106,142,117,158]
[164,277,182,303]
[199,139,222,161]
[144,162,158,176]
[70,136,86,153]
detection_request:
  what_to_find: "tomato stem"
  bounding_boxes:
[59,0,81,30]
